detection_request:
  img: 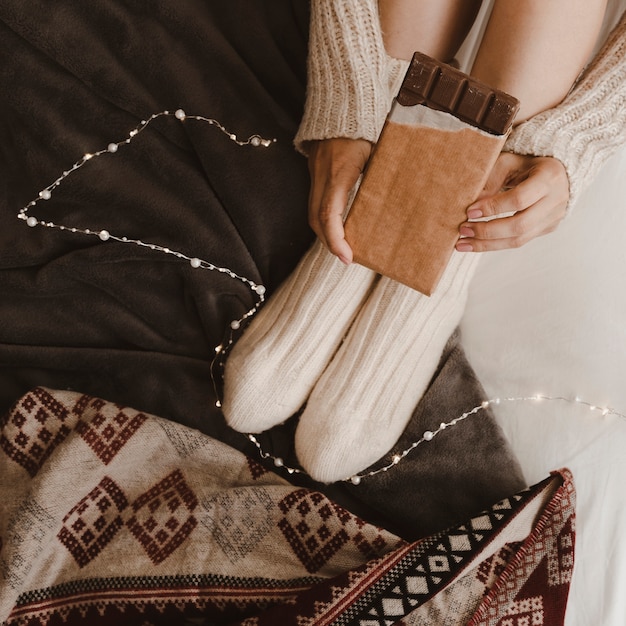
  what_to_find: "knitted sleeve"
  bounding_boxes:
[505,12,626,211]
[294,0,394,153]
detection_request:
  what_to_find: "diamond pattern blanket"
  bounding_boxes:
[0,388,575,625]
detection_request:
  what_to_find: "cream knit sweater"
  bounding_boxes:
[296,0,626,210]
[295,0,405,150]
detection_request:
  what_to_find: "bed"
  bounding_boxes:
[1,1,625,624]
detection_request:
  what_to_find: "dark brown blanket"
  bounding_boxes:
[0,1,525,540]
[0,0,312,428]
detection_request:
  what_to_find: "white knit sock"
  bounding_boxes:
[222,239,378,433]
[294,251,480,483]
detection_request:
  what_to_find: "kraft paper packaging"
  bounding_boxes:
[344,53,519,296]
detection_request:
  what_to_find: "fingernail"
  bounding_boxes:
[456,242,473,252]
[338,254,351,265]
[459,226,475,238]
[467,208,483,220]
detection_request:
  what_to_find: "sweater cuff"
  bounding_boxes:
[503,119,580,213]
[294,0,408,155]
[295,54,409,155]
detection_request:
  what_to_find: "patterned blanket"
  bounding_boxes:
[0,388,575,625]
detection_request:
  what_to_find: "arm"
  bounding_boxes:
[505,10,626,209]
[297,0,477,262]
[294,0,395,263]
[458,10,626,252]
[294,0,390,153]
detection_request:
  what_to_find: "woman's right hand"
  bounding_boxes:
[307,137,372,264]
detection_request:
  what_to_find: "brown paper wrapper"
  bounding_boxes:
[344,52,519,295]
[344,106,506,295]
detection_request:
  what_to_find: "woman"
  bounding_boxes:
[222,0,623,483]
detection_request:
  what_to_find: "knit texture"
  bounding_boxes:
[295,251,481,483]
[298,3,626,212]
[294,0,405,153]
[223,17,408,434]
[505,11,626,211]
[247,6,626,481]
[222,239,378,433]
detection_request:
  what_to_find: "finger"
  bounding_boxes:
[307,165,330,247]
[468,172,548,221]
[308,159,359,263]
[308,140,370,263]
[457,198,562,252]
[313,181,354,263]
[469,185,541,221]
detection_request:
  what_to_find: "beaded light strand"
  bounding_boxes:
[247,393,625,484]
[16,110,626,486]
[16,109,274,404]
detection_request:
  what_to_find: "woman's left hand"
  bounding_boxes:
[455,152,570,252]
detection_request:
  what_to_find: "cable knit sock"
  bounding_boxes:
[222,239,378,433]
[295,251,480,483]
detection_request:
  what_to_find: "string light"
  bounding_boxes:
[17,109,275,402]
[247,394,625,485]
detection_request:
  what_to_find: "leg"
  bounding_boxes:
[293,0,610,482]
[295,253,480,483]
[222,0,485,435]
[222,239,378,433]
[379,0,483,61]
[293,0,485,482]
[472,0,608,122]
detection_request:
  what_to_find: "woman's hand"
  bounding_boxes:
[307,138,372,264]
[456,152,570,252]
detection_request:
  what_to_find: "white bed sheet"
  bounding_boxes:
[455,4,626,623]
[461,148,626,626]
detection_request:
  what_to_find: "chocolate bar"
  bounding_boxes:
[396,51,519,135]
[344,53,520,295]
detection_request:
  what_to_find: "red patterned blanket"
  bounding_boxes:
[0,388,575,625]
